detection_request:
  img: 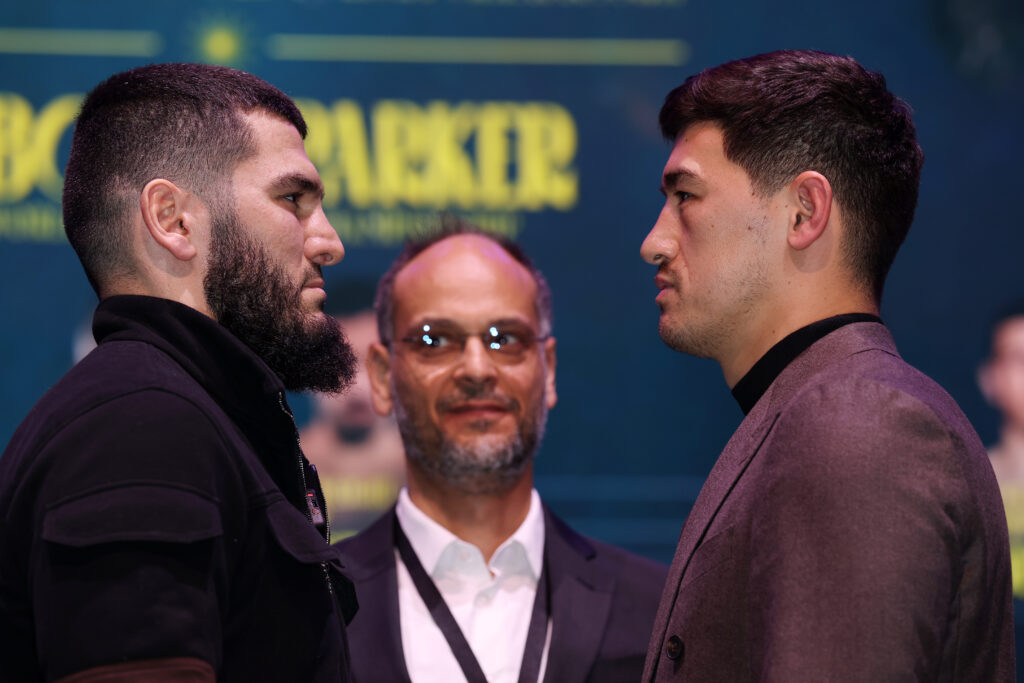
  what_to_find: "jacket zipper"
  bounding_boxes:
[278,393,335,599]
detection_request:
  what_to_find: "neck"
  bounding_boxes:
[406,463,535,562]
[720,285,878,388]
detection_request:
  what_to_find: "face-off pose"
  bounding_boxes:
[337,218,667,683]
[0,63,358,682]
[641,49,1014,681]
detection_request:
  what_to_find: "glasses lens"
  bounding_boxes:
[401,323,538,364]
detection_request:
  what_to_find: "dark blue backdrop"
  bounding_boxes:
[1,0,1022,601]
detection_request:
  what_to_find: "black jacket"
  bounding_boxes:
[338,506,667,683]
[0,295,357,682]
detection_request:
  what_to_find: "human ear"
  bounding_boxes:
[139,179,198,262]
[543,337,558,409]
[366,342,395,416]
[787,171,833,251]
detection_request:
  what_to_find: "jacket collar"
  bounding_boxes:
[339,504,617,683]
[92,296,302,497]
[93,295,287,422]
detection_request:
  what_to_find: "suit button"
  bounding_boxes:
[665,635,684,660]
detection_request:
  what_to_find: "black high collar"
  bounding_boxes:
[731,313,883,415]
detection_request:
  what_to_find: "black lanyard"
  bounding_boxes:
[393,516,550,683]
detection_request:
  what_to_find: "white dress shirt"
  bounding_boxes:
[395,487,551,683]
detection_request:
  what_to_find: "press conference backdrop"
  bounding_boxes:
[2,0,1022,567]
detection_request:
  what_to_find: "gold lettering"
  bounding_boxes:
[0,93,37,202]
[0,202,65,243]
[476,103,513,208]
[0,93,81,204]
[293,97,579,215]
[333,100,374,208]
[373,101,427,208]
[422,101,477,208]
[514,103,577,210]
[32,94,81,202]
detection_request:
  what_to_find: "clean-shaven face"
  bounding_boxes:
[641,122,776,361]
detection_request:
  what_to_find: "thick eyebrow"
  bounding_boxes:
[660,169,703,196]
[269,173,325,201]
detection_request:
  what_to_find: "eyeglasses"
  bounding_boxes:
[396,322,548,365]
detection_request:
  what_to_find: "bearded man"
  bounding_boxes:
[0,63,358,681]
[337,220,666,683]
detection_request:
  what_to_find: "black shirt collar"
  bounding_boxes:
[731,313,883,415]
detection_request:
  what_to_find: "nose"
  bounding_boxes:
[306,206,345,266]
[640,206,677,266]
[452,335,498,388]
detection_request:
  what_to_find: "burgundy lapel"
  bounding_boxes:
[541,508,615,683]
[641,389,780,681]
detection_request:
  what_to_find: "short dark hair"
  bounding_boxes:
[63,62,307,294]
[375,215,553,345]
[660,49,924,301]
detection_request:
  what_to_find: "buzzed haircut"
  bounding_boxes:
[660,49,924,301]
[374,215,553,345]
[63,62,307,294]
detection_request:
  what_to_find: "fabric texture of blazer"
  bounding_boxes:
[338,503,667,683]
[644,321,1015,682]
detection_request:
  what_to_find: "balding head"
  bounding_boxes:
[375,218,552,347]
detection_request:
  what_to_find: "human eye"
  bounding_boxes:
[405,324,459,357]
[674,190,694,205]
[486,326,527,353]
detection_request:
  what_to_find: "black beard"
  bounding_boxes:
[203,211,356,394]
[392,381,548,495]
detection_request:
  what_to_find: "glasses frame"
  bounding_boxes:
[393,322,550,366]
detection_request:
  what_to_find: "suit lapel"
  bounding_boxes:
[642,397,779,681]
[541,508,614,683]
[666,403,778,593]
[339,509,412,683]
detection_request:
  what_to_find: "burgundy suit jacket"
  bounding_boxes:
[644,322,1015,681]
[338,504,666,683]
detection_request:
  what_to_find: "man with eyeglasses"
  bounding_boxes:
[337,218,667,683]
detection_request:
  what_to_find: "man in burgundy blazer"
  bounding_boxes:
[639,50,1015,680]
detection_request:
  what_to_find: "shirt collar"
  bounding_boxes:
[731,313,883,415]
[395,487,545,580]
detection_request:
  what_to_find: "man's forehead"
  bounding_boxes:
[663,123,721,174]
[232,111,321,184]
[392,235,538,322]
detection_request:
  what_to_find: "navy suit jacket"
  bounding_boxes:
[338,504,667,683]
[643,322,1016,681]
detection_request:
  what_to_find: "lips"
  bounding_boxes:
[443,401,511,415]
[437,395,517,415]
